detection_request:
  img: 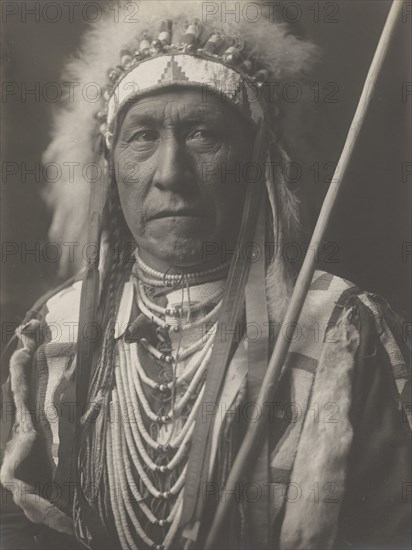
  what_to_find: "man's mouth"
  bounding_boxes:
[148,209,206,221]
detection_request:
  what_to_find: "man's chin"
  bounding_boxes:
[139,233,219,270]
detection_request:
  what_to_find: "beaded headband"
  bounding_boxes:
[97,20,269,149]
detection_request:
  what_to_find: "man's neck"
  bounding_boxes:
[136,247,228,276]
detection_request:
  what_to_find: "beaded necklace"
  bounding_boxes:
[135,249,231,287]
[104,256,226,549]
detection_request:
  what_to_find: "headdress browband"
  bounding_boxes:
[96,19,270,148]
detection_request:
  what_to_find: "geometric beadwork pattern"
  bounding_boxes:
[107,54,264,128]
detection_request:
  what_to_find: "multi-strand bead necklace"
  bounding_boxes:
[105,252,229,549]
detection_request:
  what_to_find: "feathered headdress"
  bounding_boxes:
[43,0,318,307]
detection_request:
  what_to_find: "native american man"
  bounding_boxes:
[1,2,411,550]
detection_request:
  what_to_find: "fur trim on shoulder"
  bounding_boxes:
[0,320,73,535]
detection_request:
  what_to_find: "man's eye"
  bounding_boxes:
[130,130,159,143]
[187,129,218,143]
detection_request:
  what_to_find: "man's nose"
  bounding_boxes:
[152,137,192,193]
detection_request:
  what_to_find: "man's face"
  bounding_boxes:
[113,88,254,268]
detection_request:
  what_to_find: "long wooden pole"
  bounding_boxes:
[204,2,403,548]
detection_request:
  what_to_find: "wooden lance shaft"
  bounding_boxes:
[204,1,404,548]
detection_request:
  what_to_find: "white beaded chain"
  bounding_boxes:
[120,340,205,450]
[136,320,217,366]
[135,290,178,332]
[135,248,230,284]
[106,418,134,550]
[131,336,213,394]
[137,280,223,317]
[135,279,223,330]
[108,390,185,550]
[104,267,228,549]
[130,344,209,418]
[115,349,194,478]
[108,343,204,549]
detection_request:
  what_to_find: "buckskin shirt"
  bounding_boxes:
[1,2,411,550]
[2,270,411,549]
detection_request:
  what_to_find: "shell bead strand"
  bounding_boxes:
[104,243,227,548]
[135,248,231,283]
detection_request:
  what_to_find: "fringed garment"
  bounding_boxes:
[1,271,411,550]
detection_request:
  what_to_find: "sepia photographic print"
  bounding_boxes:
[1,1,411,549]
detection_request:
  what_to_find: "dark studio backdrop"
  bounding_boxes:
[1,0,411,358]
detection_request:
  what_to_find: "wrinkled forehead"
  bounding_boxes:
[117,87,254,130]
[103,54,264,149]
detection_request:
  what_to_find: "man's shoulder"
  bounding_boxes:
[308,270,403,326]
[26,275,84,347]
[302,269,360,322]
[45,280,83,322]
[27,272,84,320]
[309,270,359,296]
[44,280,83,344]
